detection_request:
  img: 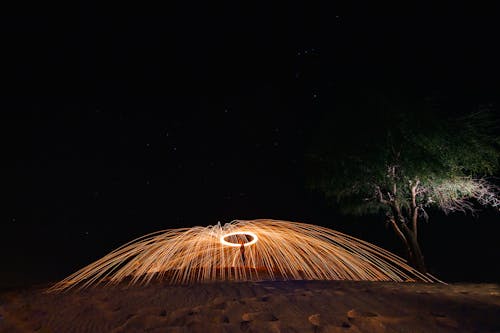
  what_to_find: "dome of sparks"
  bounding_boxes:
[48,219,440,292]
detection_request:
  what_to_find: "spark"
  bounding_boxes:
[48,219,440,292]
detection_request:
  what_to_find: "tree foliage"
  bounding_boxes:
[306,100,499,272]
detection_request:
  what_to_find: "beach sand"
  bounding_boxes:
[1,280,499,333]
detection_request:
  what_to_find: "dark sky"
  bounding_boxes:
[3,2,499,286]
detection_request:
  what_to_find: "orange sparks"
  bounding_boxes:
[48,219,441,292]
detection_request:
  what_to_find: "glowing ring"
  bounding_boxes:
[220,231,258,247]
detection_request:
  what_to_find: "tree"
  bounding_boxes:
[306,101,500,273]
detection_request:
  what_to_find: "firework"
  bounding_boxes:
[48,219,439,292]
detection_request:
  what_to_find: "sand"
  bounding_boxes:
[1,280,499,333]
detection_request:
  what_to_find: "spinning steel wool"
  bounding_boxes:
[49,219,439,292]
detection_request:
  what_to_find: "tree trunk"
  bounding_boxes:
[388,200,427,274]
[379,179,427,274]
[400,223,427,274]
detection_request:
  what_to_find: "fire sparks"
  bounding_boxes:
[48,219,440,292]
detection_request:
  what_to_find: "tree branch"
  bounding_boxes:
[433,177,500,214]
[410,179,420,240]
[375,186,388,204]
[389,216,407,245]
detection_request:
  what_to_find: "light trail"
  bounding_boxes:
[48,219,441,292]
[220,231,258,247]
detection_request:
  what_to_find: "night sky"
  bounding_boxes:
[3,2,499,287]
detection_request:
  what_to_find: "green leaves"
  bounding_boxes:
[306,103,499,217]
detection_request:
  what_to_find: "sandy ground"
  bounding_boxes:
[1,280,499,333]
